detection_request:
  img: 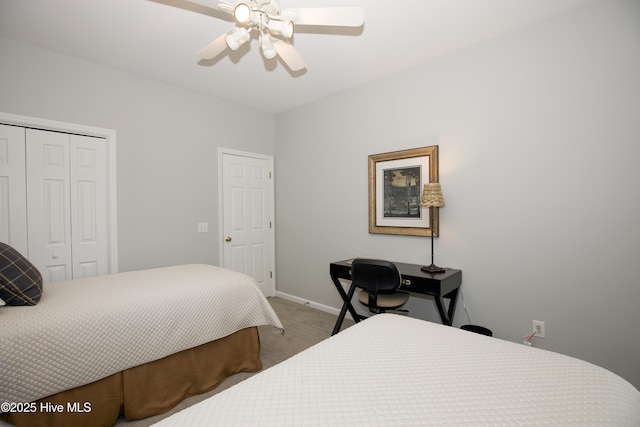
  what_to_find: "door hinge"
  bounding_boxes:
[269,171,272,179]
[270,221,272,229]
[270,271,273,278]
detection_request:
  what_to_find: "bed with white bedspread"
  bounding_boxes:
[1,264,282,425]
[154,313,640,426]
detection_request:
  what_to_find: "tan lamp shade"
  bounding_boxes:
[421,183,445,208]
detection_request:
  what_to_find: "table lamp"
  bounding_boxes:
[420,183,446,273]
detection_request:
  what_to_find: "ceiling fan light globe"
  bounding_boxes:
[226,27,250,51]
[234,2,252,24]
[268,19,294,39]
[260,33,277,59]
[286,21,294,38]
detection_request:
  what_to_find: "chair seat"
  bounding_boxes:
[358,290,409,309]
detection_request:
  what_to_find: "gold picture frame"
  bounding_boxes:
[368,145,440,236]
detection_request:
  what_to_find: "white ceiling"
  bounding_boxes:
[0,0,598,114]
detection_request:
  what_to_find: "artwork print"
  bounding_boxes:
[383,166,422,219]
[368,146,439,237]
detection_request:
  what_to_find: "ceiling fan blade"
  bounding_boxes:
[197,32,229,59]
[216,1,234,14]
[273,40,307,71]
[183,0,233,14]
[285,7,364,27]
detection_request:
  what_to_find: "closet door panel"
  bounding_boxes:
[0,124,28,253]
[70,135,108,278]
[26,129,72,282]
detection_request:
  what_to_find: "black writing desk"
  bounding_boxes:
[330,259,462,335]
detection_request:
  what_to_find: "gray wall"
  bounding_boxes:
[0,37,275,272]
[275,0,640,388]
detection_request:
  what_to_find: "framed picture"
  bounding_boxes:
[368,145,440,236]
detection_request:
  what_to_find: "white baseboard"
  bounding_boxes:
[275,291,354,321]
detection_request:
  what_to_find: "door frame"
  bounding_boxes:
[218,148,275,296]
[0,111,119,274]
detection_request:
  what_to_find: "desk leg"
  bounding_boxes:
[434,297,452,326]
[446,288,459,325]
[331,278,360,336]
[434,288,459,326]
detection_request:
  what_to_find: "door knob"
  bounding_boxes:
[52,253,59,259]
[225,236,232,242]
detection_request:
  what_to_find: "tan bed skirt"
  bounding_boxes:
[2,327,262,427]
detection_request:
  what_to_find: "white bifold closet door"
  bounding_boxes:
[0,125,28,254]
[26,129,108,282]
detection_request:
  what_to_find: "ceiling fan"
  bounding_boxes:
[184,0,365,71]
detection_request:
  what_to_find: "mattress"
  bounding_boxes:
[0,264,283,405]
[153,313,640,426]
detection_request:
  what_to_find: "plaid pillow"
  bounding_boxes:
[0,242,43,306]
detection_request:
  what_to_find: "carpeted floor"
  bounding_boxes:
[116,297,354,426]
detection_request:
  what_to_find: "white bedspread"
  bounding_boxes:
[0,264,283,405]
[154,313,640,426]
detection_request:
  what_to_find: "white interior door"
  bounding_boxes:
[0,124,28,254]
[70,134,108,278]
[220,150,275,296]
[27,129,73,281]
[26,129,109,281]
[1,112,118,277]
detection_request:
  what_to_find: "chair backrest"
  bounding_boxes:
[351,258,401,294]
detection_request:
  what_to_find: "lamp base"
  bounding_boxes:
[421,264,446,274]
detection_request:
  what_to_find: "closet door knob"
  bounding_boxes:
[52,253,59,259]
[225,236,232,242]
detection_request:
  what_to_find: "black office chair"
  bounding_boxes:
[351,258,409,315]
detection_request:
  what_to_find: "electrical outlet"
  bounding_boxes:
[197,222,209,233]
[533,320,545,339]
